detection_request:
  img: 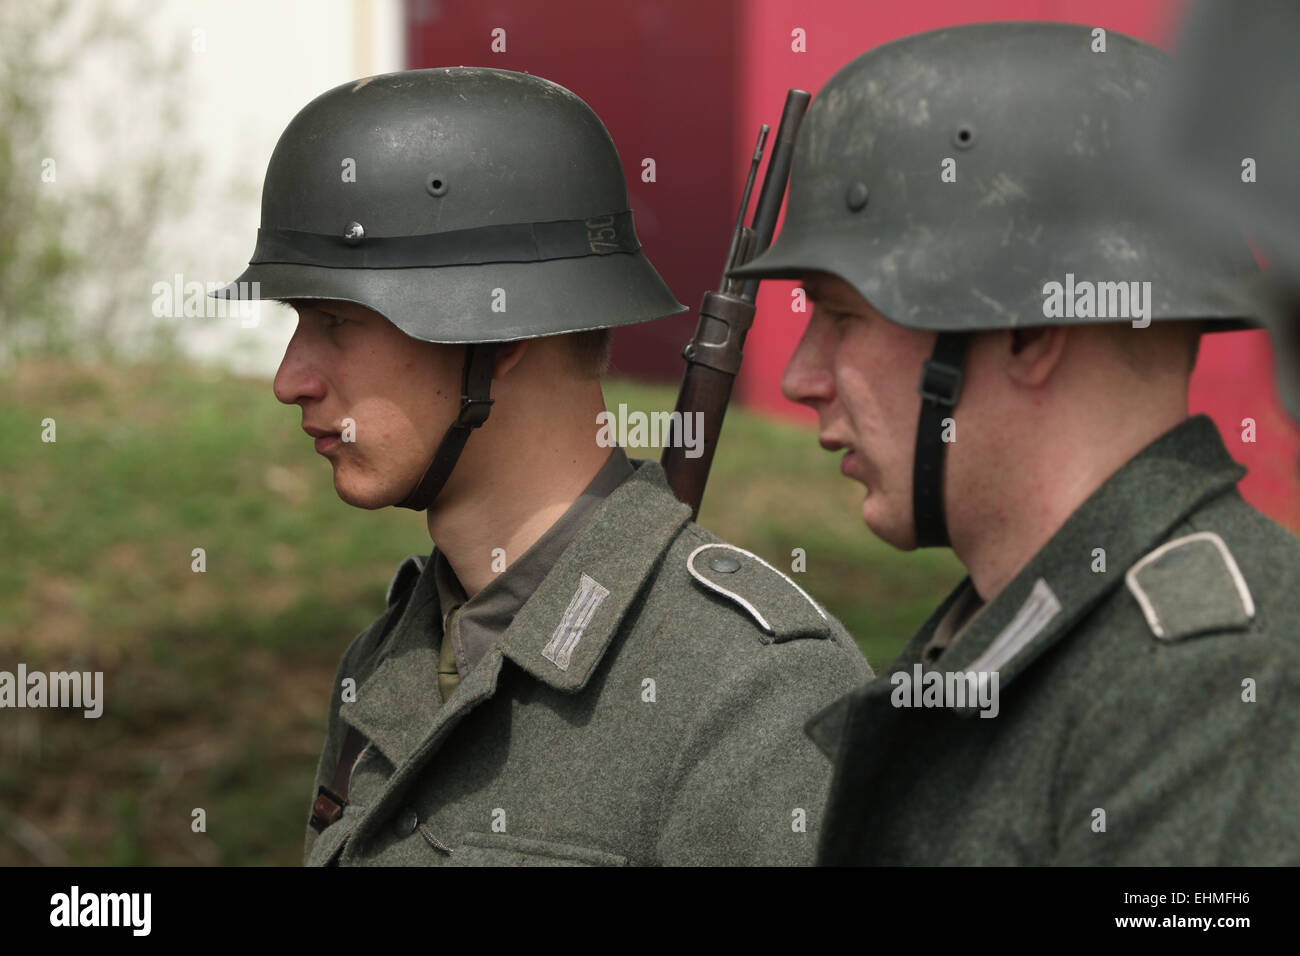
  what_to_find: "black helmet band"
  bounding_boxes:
[249,211,639,271]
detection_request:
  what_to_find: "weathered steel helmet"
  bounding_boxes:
[1135,0,1300,420]
[214,67,685,511]
[212,67,684,340]
[731,21,1257,329]
[732,22,1259,547]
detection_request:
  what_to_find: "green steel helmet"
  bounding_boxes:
[731,21,1258,331]
[210,66,685,339]
[1136,0,1300,420]
[1141,0,1300,285]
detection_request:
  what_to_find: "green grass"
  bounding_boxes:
[0,359,963,865]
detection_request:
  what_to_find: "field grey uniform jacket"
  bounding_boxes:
[811,415,1300,865]
[305,457,872,866]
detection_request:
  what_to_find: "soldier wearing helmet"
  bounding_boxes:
[732,22,1300,865]
[213,67,870,866]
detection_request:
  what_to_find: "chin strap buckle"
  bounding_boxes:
[912,332,970,548]
[919,356,964,406]
[455,395,494,429]
[453,343,497,429]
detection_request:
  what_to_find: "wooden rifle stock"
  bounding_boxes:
[662,88,811,517]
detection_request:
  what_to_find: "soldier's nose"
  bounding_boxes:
[782,324,835,408]
[273,333,328,407]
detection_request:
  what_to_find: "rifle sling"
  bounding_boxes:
[309,578,419,834]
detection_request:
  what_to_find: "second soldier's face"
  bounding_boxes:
[783,272,936,550]
[272,299,463,508]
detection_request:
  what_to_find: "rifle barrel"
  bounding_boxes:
[661,88,811,517]
[740,89,811,301]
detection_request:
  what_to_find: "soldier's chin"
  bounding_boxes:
[331,468,395,511]
[861,492,917,551]
[858,484,873,516]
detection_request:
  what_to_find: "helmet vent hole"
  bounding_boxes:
[953,124,976,150]
[426,175,449,197]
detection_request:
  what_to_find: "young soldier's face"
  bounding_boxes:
[273,299,463,508]
[782,272,937,550]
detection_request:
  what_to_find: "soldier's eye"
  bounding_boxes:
[321,312,346,328]
[822,308,854,323]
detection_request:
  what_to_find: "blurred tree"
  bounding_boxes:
[0,0,198,364]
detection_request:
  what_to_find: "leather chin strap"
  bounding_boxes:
[912,331,970,548]
[396,343,499,512]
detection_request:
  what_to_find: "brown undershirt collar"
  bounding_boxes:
[921,583,987,666]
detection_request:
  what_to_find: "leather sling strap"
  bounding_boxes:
[309,575,420,833]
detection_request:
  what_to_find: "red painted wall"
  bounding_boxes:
[404,0,1300,528]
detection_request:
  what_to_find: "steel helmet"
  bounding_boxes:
[1135,0,1300,420]
[213,66,683,340]
[731,22,1257,330]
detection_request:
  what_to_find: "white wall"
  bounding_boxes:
[46,0,405,376]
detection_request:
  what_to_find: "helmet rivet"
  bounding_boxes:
[845,182,869,212]
[953,124,976,150]
[343,221,365,245]
[426,174,449,197]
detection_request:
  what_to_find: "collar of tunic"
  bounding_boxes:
[431,446,635,680]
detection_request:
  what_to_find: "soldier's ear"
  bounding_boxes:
[1005,326,1069,388]
[491,340,530,381]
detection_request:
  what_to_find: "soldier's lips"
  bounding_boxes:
[304,425,342,454]
[841,450,871,491]
[827,442,870,494]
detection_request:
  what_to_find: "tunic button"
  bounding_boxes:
[392,806,418,837]
[710,555,741,574]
